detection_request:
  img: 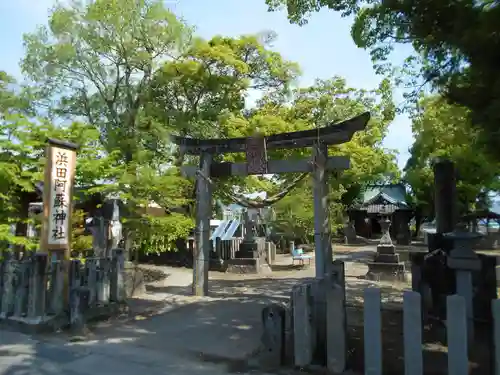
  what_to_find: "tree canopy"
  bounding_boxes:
[265,0,500,161]
[404,96,499,219]
[0,0,407,252]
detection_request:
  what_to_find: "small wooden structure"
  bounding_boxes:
[348,183,413,244]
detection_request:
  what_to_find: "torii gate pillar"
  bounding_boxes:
[313,142,331,278]
[174,112,371,297]
[193,152,212,297]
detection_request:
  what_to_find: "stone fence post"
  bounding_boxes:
[27,253,48,320]
[445,230,482,342]
[0,252,15,318]
[110,249,125,302]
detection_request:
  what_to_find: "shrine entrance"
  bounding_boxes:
[172,112,370,296]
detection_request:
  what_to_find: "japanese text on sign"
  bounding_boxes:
[245,136,268,175]
[47,147,75,246]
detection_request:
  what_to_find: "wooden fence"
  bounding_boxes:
[0,249,125,331]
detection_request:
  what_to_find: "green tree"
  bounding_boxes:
[266,0,500,160]
[0,103,117,252]
[404,96,499,219]
[21,0,195,252]
[147,32,300,164]
[146,31,301,223]
[218,76,399,238]
[22,0,192,163]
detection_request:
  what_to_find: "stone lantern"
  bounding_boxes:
[366,217,406,281]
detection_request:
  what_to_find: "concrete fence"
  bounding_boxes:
[361,289,488,375]
[0,249,126,332]
[260,260,500,375]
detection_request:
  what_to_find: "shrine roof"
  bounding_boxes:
[361,184,409,207]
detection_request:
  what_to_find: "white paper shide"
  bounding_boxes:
[47,147,75,246]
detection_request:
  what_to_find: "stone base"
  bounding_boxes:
[345,235,371,245]
[123,265,146,297]
[396,235,412,246]
[209,257,226,272]
[235,241,259,259]
[0,314,67,334]
[377,244,396,254]
[226,257,272,274]
[0,303,124,334]
[365,261,407,282]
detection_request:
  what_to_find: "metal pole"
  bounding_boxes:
[193,152,212,296]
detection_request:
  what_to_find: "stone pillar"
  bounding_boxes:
[311,142,332,365]
[292,283,313,366]
[215,237,222,259]
[110,249,125,303]
[394,209,413,246]
[193,152,212,296]
[47,255,65,315]
[433,159,457,234]
[27,253,48,321]
[266,242,273,265]
[0,252,15,318]
[14,259,30,317]
[96,257,110,304]
[88,216,107,258]
[85,258,97,307]
[326,261,347,373]
[313,142,330,278]
[235,210,258,259]
[366,218,406,281]
[445,230,482,342]
[343,219,358,245]
[260,304,286,366]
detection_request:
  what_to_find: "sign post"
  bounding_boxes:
[40,138,78,260]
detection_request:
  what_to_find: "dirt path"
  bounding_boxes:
[36,249,473,375]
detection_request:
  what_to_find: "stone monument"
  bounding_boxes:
[445,228,482,342]
[86,216,107,258]
[227,210,270,274]
[343,219,357,245]
[393,208,413,245]
[366,217,406,281]
[235,210,258,258]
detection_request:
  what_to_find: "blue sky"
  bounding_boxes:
[0,0,414,169]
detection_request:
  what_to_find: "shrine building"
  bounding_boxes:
[347,183,413,244]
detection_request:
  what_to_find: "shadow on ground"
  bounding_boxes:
[1,260,493,375]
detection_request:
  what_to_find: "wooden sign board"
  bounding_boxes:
[246,135,268,175]
[40,139,78,258]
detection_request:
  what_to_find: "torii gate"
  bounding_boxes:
[172,112,370,296]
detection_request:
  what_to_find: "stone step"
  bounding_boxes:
[376,245,396,255]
